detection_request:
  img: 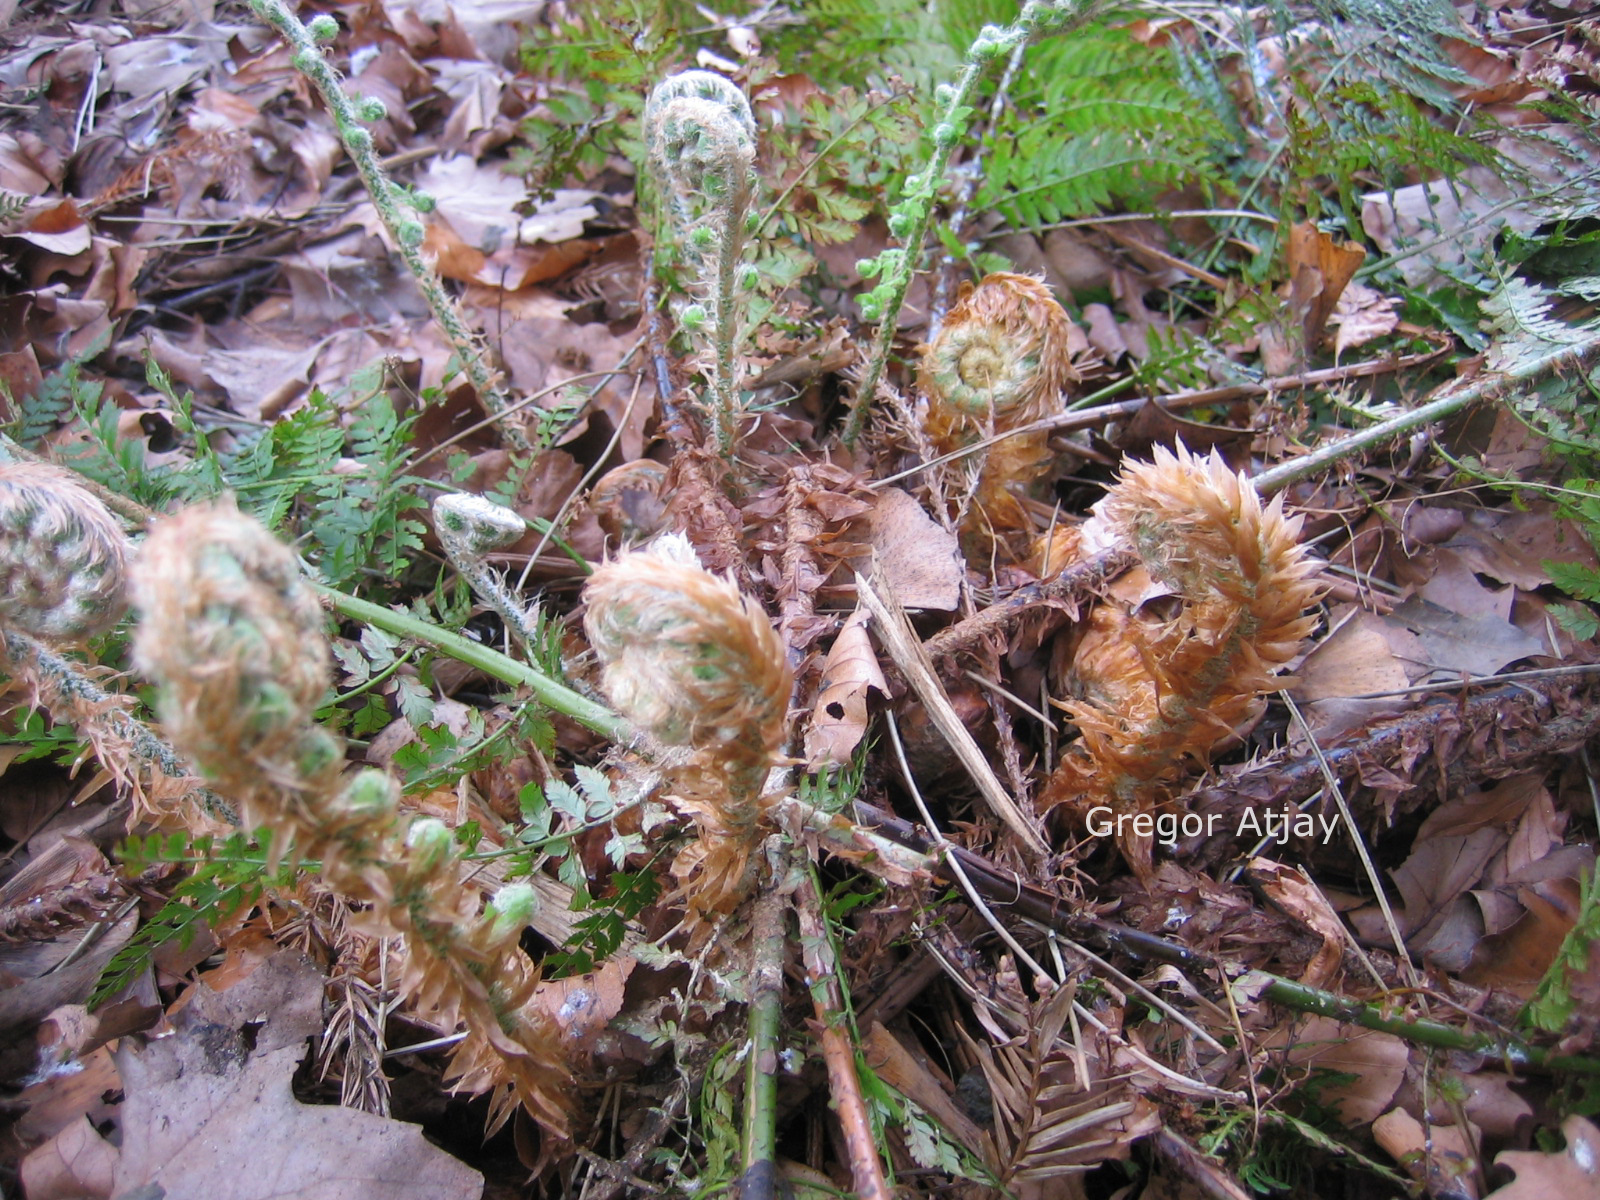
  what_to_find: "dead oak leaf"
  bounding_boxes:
[1274,1016,1408,1126]
[850,488,962,612]
[1488,1116,1600,1200]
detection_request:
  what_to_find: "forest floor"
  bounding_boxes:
[2,0,1600,1197]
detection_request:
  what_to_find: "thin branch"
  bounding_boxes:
[1281,692,1421,989]
[855,567,1050,857]
[1251,326,1600,495]
[248,0,527,450]
[794,868,893,1200]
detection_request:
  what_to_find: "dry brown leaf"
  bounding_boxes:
[0,909,136,1038]
[9,1044,122,1151]
[804,606,887,769]
[852,488,961,611]
[1373,1108,1480,1200]
[1463,877,1585,997]
[1248,859,1344,988]
[532,955,635,1049]
[1287,221,1366,350]
[1389,596,1544,678]
[1487,1116,1600,1200]
[19,1116,119,1200]
[1292,608,1421,700]
[1450,507,1600,592]
[1329,280,1401,356]
[1419,774,1545,843]
[1278,1016,1408,1126]
[1421,548,1516,622]
[1390,822,1504,954]
[108,951,483,1200]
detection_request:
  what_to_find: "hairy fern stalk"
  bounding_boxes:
[132,500,573,1142]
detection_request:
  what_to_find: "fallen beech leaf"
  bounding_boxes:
[1463,877,1585,998]
[1487,1116,1600,1200]
[17,199,91,255]
[1291,608,1424,743]
[1421,548,1515,622]
[1391,824,1503,950]
[0,909,136,1037]
[804,606,888,769]
[1419,774,1545,841]
[1287,221,1366,350]
[1449,507,1600,592]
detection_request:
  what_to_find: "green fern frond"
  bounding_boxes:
[983,128,1212,227]
[977,25,1222,226]
[1482,277,1597,350]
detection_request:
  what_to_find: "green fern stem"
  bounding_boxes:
[314,583,629,742]
[247,0,529,453]
[2,631,237,823]
[646,73,757,455]
[842,0,1074,447]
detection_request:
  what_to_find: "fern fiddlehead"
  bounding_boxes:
[132,500,573,1141]
[0,461,130,643]
[922,272,1077,542]
[645,70,758,455]
[583,533,792,914]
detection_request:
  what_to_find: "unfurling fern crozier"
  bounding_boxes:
[1043,445,1322,878]
[584,533,792,914]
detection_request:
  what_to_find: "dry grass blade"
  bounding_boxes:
[855,564,1049,857]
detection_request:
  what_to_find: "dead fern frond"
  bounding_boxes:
[956,984,1161,1185]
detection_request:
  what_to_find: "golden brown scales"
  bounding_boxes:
[1042,444,1323,879]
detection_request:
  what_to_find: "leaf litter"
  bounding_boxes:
[0,0,1599,1196]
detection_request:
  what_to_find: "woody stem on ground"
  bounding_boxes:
[1256,974,1600,1075]
[248,0,529,452]
[842,0,1073,447]
[1251,325,1600,495]
[794,867,892,1200]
